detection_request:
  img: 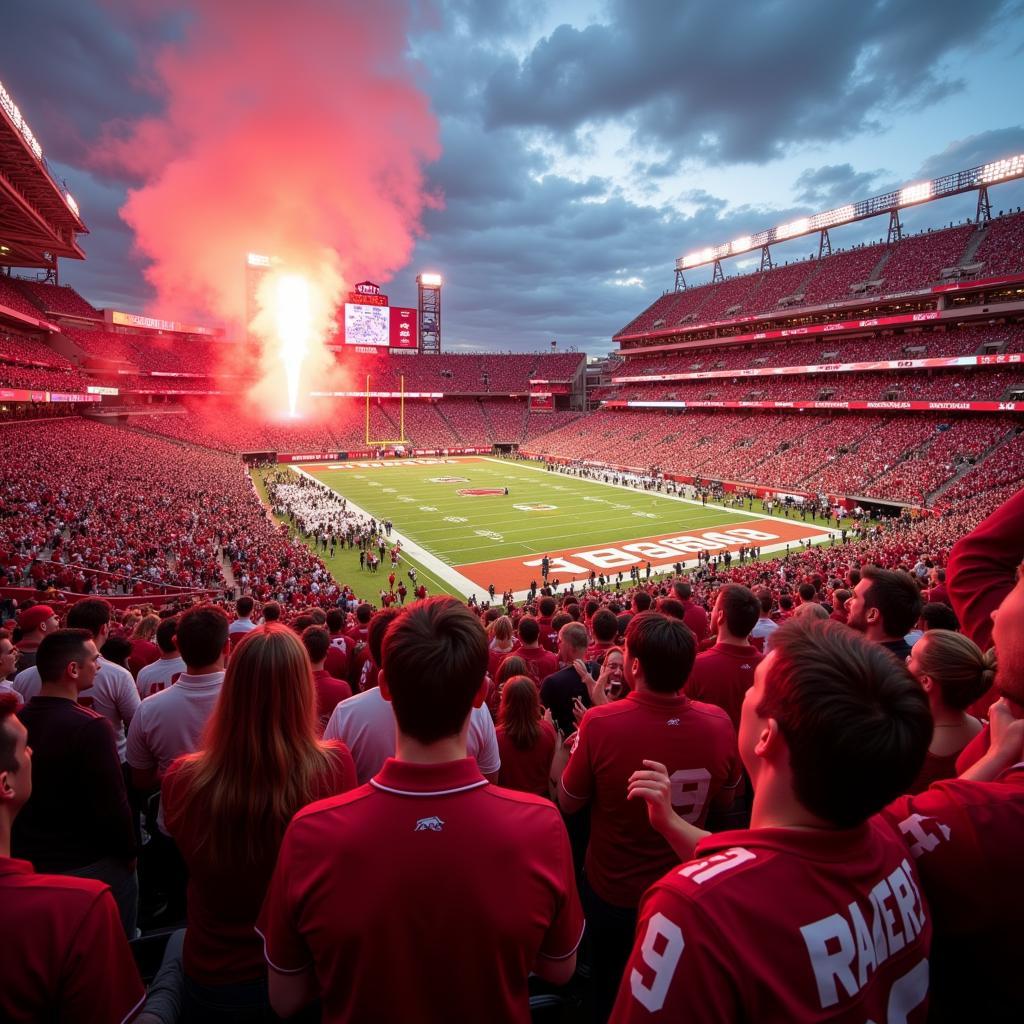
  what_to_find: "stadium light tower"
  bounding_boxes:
[417,272,442,354]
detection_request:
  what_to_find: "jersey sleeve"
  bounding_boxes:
[116,671,141,726]
[125,704,156,771]
[60,888,146,1024]
[560,713,594,803]
[469,706,501,777]
[609,885,740,1023]
[257,823,316,975]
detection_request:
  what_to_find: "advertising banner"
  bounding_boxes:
[604,399,1022,413]
[389,307,418,348]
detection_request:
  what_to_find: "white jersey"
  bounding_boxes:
[324,688,500,785]
[136,655,187,700]
[14,656,140,762]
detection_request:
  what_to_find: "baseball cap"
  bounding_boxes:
[17,605,57,634]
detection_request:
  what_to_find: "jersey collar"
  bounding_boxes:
[696,822,874,863]
[0,857,35,878]
[626,689,688,710]
[370,757,489,797]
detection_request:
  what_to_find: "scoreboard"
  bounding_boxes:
[342,280,417,349]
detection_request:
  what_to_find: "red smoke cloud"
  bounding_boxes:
[90,0,440,412]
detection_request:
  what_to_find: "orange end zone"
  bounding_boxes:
[454,518,834,591]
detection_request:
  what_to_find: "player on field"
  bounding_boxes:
[258,597,583,1022]
[613,618,933,1023]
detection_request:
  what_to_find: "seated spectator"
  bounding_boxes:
[685,584,763,732]
[617,619,932,1022]
[257,597,583,1021]
[845,565,923,660]
[136,615,186,699]
[0,692,145,1023]
[301,625,352,735]
[904,629,991,793]
[325,608,500,784]
[496,676,558,797]
[554,612,739,1023]
[13,630,137,933]
[162,624,356,1021]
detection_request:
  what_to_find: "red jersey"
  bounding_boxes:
[257,758,583,1023]
[685,641,763,733]
[324,638,350,681]
[496,719,558,797]
[680,601,709,643]
[610,821,931,1023]
[0,857,145,1023]
[504,645,558,683]
[880,766,1024,1018]
[560,690,739,907]
[162,746,355,986]
[312,668,353,734]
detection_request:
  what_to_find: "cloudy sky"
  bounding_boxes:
[2,0,1023,357]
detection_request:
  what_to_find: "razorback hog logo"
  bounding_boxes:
[457,488,506,496]
[415,816,445,832]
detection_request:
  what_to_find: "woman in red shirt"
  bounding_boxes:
[905,627,993,794]
[496,675,557,797]
[162,624,356,1021]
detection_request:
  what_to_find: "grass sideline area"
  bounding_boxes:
[266,457,843,600]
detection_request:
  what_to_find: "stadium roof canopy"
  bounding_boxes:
[676,153,1024,277]
[0,78,87,270]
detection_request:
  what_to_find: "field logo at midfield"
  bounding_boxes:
[513,502,558,512]
[429,476,469,483]
[458,488,506,496]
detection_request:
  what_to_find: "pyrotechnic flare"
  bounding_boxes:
[274,273,312,417]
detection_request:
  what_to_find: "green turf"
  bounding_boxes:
[297,457,835,569]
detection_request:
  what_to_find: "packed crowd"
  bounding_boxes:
[1,477,1022,1022]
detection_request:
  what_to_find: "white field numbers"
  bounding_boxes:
[670,768,711,823]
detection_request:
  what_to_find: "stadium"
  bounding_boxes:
[1,8,1024,1023]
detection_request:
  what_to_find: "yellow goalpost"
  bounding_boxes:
[364,373,408,446]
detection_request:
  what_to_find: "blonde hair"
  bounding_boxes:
[132,614,160,641]
[916,629,996,711]
[490,615,514,645]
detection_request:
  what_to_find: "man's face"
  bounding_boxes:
[0,715,32,811]
[73,640,101,693]
[0,639,17,679]
[992,564,1024,701]
[739,652,773,781]
[844,579,874,633]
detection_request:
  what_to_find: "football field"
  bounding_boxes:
[294,457,837,601]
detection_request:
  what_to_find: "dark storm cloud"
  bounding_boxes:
[483,0,1019,164]
[793,164,888,207]
[914,125,1024,179]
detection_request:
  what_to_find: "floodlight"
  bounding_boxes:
[64,192,79,216]
[980,155,1024,184]
[776,217,810,240]
[419,272,443,286]
[812,205,855,229]
[730,236,751,253]
[900,182,931,205]
[247,252,272,267]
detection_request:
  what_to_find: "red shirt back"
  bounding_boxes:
[0,858,145,1024]
[313,668,353,734]
[504,645,558,683]
[257,758,583,1023]
[680,601,709,643]
[685,641,763,732]
[561,690,739,907]
[497,719,557,797]
[610,822,931,1023]
[162,745,355,985]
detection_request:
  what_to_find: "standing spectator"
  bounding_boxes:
[325,609,500,784]
[587,609,619,662]
[228,596,258,645]
[749,586,779,651]
[13,630,137,933]
[614,619,933,1023]
[844,566,923,660]
[509,616,559,684]
[161,625,356,1020]
[672,581,708,643]
[496,676,558,797]
[323,608,350,681]
[126,605,229,825]
[301,625,352,735]
[540,622,595,735]
[0,628,18,689]
[258,597,583,1021]
[686,584,764,733]
[486,615,518,678]
[904,629,990,793]
[127,614,161,677]
[554,612,739,1023]
[15,598,140,763]
[12,604,58,670]
[0,692,145,1023]
[136,615,186,699]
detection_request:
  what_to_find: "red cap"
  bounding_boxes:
[17,605,56,634]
